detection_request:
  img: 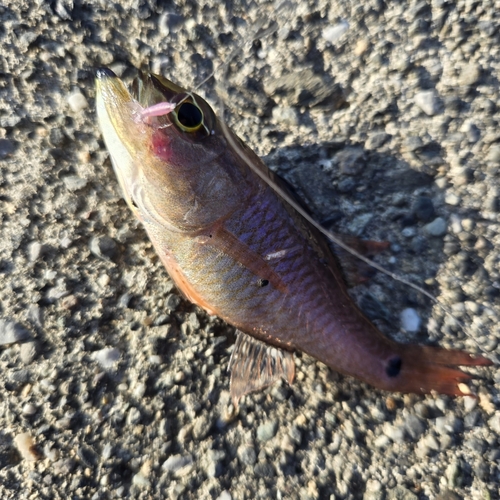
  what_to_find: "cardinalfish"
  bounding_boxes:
[95,68,492,407]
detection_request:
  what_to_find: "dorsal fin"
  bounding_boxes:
[228,331,295,408]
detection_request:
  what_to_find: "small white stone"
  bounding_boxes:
[414,90,439,116]
[322,21,349,43]
[67,90,88,113]
[445,193,460,206]
[93,347,120,369]
[400,308,421,333]
[0,319,31,345]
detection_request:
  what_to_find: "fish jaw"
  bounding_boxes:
[95,68,149,215]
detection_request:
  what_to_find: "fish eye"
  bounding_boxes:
[175,101,203,132]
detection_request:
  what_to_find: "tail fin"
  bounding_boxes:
[388,345,492,396]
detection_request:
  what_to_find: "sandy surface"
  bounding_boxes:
[1,1,499,499]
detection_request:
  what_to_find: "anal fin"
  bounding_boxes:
[228,331,295,408]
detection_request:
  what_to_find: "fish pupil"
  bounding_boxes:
[177,102,202,128]
[386,357,402,377]
[258,279,269,287]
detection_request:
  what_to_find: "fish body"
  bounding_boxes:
[96,69,491,405]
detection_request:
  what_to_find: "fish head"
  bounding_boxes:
[96,68,256,231]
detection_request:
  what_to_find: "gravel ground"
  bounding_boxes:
[1,1,500,499]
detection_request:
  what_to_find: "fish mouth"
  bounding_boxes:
[95,67,187,106]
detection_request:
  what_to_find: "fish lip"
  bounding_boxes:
[95,67,117,80]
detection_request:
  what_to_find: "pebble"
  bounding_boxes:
[365,132,391,149]
[414,90,439,116]
[63,175,88,191]
[192,415,211,440]
[322,21,349,44]
[22,403,38,417]
[400,308,421,332]
[20,341,40,364]
[67,90,89,112]
[14,432,39,462]
[256,420,278,442]
[487,414,500,435]
[402,136,423,152]
[27,304,43,328]
[446,462,461,487]
[458,63,481,87]
[237,445,257,466]
[132,471,150,488]
[404,415,425,440]
[336,147,365,175]
[162,454,193,476]
[487,144,500,163]
[216,492,232,500]
[89,236,118,261]
[383,423,405,443]
[413,196,435,222]
[0,319,31,345]
[0,138,15,159]
[272,106,299,126]
[444,192,460,206]
[253,462,275,478]
[387,486,418,500]
[401,227,416,238]
[27,241,45,262]
[423,217,447,237]
[165,293,181,311]
[93,347,120,369]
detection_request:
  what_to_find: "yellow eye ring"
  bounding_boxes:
[173,101,204,132]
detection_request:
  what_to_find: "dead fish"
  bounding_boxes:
[95,68,491,407]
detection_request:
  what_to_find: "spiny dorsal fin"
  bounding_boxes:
[228,331,295,408]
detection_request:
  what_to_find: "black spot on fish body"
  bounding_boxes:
[386,357,402,378]
[258,279,269,287]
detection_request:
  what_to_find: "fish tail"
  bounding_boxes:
[386,344,492,396]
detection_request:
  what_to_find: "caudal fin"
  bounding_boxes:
[389,345,492,396]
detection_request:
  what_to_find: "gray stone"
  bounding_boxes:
[257,420,278,442]
[20,341,40,364]
[404,415,426,440]
[365,132,391,150]
[63,175,88,191]
[400,308,421,333]
[0,139,15,159]
[0,319,31,345]
[414,90,439,116]
[271,106,299,126]
[458,63,481,87]
[337,147,365,175]
[254,461,275,478]
[487,144,500,163]
[423,217,447,237]
[238,445,257,466]
[89,236,118,260]
[387,486,418,500]
[162,454,193,475]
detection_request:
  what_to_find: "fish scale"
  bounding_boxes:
[96,68,492,405]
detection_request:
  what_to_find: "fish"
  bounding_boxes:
[95,68,492,407]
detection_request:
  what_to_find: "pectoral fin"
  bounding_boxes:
[228,331,295,408]
[197,224,288,293]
